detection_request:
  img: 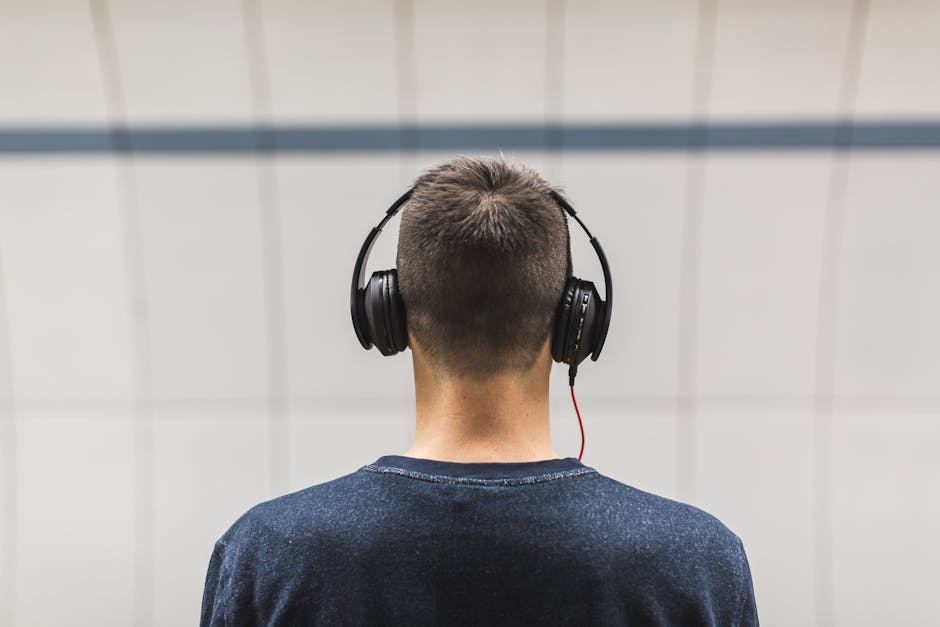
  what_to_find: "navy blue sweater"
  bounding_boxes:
[201,455,758,626]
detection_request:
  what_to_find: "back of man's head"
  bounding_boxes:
[396,155,573,381]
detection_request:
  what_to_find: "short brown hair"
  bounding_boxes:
[396,155,572,379]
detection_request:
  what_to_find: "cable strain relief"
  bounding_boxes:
[568,363,578,387]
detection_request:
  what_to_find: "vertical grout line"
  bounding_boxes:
[0,244,18,627]
[396,0,419,183]
[676,0,718,504]
[543,0,564,444]
[89,2,155,625]
[394,0,419,399]
[544,0,565,181]
[813,2,870,625]
[241,0,289,496]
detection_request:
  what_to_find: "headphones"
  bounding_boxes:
[350,187,612,386]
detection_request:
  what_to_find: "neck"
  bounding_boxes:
[402,337,561,463]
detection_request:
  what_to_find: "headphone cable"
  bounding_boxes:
[569,364,585,461]
[570,385,585,462]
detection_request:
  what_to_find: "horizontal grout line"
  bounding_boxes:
[3,395,940,412]
[1,120,940,154]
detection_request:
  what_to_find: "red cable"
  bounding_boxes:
[570,385,585,461]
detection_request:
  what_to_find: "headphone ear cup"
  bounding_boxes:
[384,269,409,353]
[552,277,578,363]
[552,277,600,366]
[365,270,408,356]
[352,283,373,349]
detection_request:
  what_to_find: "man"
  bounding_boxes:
[200,155,759,626]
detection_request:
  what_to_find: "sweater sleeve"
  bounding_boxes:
[200,540,230,627]
[734,536,760,626]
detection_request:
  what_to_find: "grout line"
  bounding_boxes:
[675,162,703,504]
[88,2,156,626]
[813,2,872,625]
[0,230,18,627]
[6,394,940,413]
[395,0,418,164]
[543,0,565,180]
[393,0,419,307]
[241,0,289,498]
[676,0,718,504]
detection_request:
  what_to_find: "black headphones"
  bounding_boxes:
[350,187,612,385]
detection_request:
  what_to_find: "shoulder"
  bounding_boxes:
[585,472,748,580]
[202,470,374,623]
[591,472,743,543]
[585,472,754,622]
[216,468,371,552]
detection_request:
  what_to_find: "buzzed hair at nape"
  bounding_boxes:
[396,154,573,380]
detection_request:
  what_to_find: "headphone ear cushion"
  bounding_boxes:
[365,270,408,356]
[553,277,600,366]
[552,277,579,363]
[384,269,409,353]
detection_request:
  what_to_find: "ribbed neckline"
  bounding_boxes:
[362,454,595,483]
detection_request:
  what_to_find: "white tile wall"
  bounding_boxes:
[133,159,270,400]
[14,414,135,627]
[709,0,853,120]
[287,400,413,494]
[555,155,688,399]
[276,155,413,400]
[832,410,940,626]
[0,160,135,401]
[107,0,255,123]
[0,417,11,626]
[0,0,108,123]
[855,0,940,116]
[153,412,272,627]
[695,154,830,397]
[0,275,11,401]
[562,0,700,120]
[694,402,816,627]
[708,0,855,119]
[834,154,940,397]
[260,0,401,122]
[412,0,548,121]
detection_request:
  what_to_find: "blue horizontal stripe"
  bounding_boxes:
[1,121,939,154]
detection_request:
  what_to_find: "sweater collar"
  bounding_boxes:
[367,454,590,481]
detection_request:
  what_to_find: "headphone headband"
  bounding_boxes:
[350,189,412,349]
[351,186,612,360]
[548,191,612,359]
